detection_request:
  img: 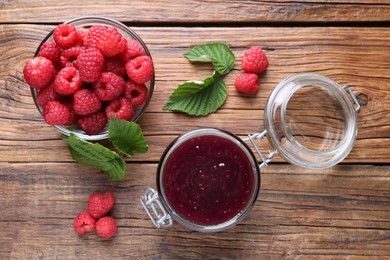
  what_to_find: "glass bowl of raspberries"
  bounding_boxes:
[25,16,155,140]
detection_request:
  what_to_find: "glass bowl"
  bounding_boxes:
[31,16,155,140]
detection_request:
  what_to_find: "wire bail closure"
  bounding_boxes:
[243,130,278,169]
[343,85,361,112]
[140,188,172,228]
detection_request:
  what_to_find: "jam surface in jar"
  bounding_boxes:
[162,134,255,226]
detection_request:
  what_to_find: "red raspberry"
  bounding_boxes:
[85,25,106,49]
[106,97,134,121]
[73,89,102,116]
[78,111,108,135]
[234,73,260,93]
[60,97,77,125]
[53,24,78,49]
[124,81,148,107]
[37,82,60,107]
[93,72,125,101]
[96,216,117,239]
[241,47,269,73]
[125,56,154,84]
[120,39,146,64]
[73,211,96,235]
[42,101,71,125]
[87,191,115,219]
[54,67,82,95]
[96,27,127,57]
[60,46,82,68]
[77,48,105,82]
[76,30,87,46]
[23,57,55,89]
[38,42,61,64]
[104,57,126,77]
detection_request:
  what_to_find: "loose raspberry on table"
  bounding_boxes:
[106,97,134,121]
[73,211,96,235]
[104,57,126,77]
[78,111,108,135]
[42,101,71,125]
[96,216,117,239]
[60,46,82,68]
[85,25,106,49]
[87,191,115,219]
[38,42,61,64]
[37,82,60,107]
[54,67,82,95]
[77,47,105,82]
[125,55,154,84]
[120,39,146,64]
[124,81,148,107]
[23,57,55,89]
[73,89,102,116]
[53,24,78,49]
[234,73,260,93]
[93,72,125,101]
[241,46,269,73]
[96,27,127,57]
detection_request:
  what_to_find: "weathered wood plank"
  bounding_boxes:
[0,162,388,259]
[1,0,390,24]
[0,25,389,163]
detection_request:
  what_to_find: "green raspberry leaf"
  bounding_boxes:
[108,116,149,157]
[64,134,126,181]
[163,72,227,116]
[183,43,235,75]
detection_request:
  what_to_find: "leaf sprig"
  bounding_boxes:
[163,43,236,116]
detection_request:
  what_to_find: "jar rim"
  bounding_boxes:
[264,73,358,169]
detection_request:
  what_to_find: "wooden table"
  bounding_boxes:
[1,1,389,259]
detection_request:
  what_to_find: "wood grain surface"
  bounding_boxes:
[0,1,389,259]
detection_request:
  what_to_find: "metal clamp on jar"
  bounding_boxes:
[141,73,361,232]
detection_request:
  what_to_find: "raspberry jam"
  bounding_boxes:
[158,129,260,230]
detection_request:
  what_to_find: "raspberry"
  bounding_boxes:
[73,212,96,235]
[60,46,82,68]
[38,42,61,64]
[87,191,115,219]
[125,56,154,84]
[78,111,108,135]
[42,101,71,125]
[96,27,127,57]
[120,39,146,64]
[241,47,269,73]
[96,216,117,239]
[93,72,125,101]
[77,48,105,82]
[54,67,82,95]
[106,97,134,121]
[60,97,77,125]
[124,81,148,107]
[76,30,87,46]
[104,57,126,77]
[53,24,78,49]
[73,89,102,116]
[37,82,60,107]
[23,57,55,89]
[85,25,106,49]
[234,73,260,93]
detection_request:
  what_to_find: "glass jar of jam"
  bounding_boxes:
[141,73,361,232]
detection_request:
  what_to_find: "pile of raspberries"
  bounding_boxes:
[23,23,154,135]
[74,191,117,239]
[234,47,269,94]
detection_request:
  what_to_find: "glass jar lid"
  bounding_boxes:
[264,73,359,169]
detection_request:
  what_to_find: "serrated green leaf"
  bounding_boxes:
[108,116,149,157]
[183,43,235,75]
[64,134,126,181]
[163,73,227,116]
